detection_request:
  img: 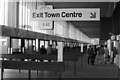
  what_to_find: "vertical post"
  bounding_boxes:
[10,38,12,54]
[50,40,52,45]
[118,40,120,80]
[28,70,31,80]
[118,55,120,80]
[38,39,40,52]
[81,44,84,67]
[20,38,24,73]
[8,37,12,54]
[1,68,4,80]
[35,39,36,51]
[57,42,63,62]
[28,39,29,51]
[36,39,39,75]
[58,72,61,80]
[81,44,83,53]
[35,1,37,9]
[21,39,25,53]
[44,40,45,47]
[16,2,19,28]
[31,40,33,52]
[74,61,77,76]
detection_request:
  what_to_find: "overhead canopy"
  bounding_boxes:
[42,0,120,2]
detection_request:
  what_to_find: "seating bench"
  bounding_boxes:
[0,60,65,80]
[1,53,81,76]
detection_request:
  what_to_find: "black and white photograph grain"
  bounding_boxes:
[0,0,120,80]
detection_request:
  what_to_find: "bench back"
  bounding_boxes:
[0,60,65,72]
[1,53,81,61]
[1,54,57,60]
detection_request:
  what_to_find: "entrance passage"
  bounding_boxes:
[63,54,118,78]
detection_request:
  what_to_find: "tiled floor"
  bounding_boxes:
[0,55,119,79]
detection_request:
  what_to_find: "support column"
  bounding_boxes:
[21,39,25,53]
[7,2,19,53]
[8,2,18,28]
[7,37,12,54]
[118,40,120,80]
[38,39,40,51]
[0,37,2,54]
[80,43,84,68]
[50,40,52,45]
[57,42,63,62]
[81,44,83,52]
[0,0,5,25]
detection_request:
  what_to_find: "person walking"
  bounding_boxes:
[93,45,98,64]
[87,45,95,65]
[104,45,109,64]
[98,45,105,64]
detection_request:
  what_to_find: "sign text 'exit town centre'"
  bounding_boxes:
[30,8,100,21]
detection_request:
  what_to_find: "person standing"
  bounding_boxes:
[46,45,53,62]
[40,45,47,62]
[47,45,53,55]
[111,47,118,64]
[40,45,47,54]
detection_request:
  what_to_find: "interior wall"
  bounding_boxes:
[111,2,120,35]
[100,2,120,41]
[100,18,112,41]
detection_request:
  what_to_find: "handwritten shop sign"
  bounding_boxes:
[30,8,100,21]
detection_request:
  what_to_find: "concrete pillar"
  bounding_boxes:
[36,39,38,51]
[0,37,1,80]
[8,2,18,28]
[7,2,19,53]
[7,37,12,54]
[81,44,83,52]
[0,37,2,54]
[118,41,120,80]
[50,40,52,45]
[57,42,63,62]
[0,1,9,54]
[0,0,5,25]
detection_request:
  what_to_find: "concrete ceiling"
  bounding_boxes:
[46,2,115,17]
[43,0,120,2]
[45,2,117,38]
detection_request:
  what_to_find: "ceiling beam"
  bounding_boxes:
[43,0,119,2]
